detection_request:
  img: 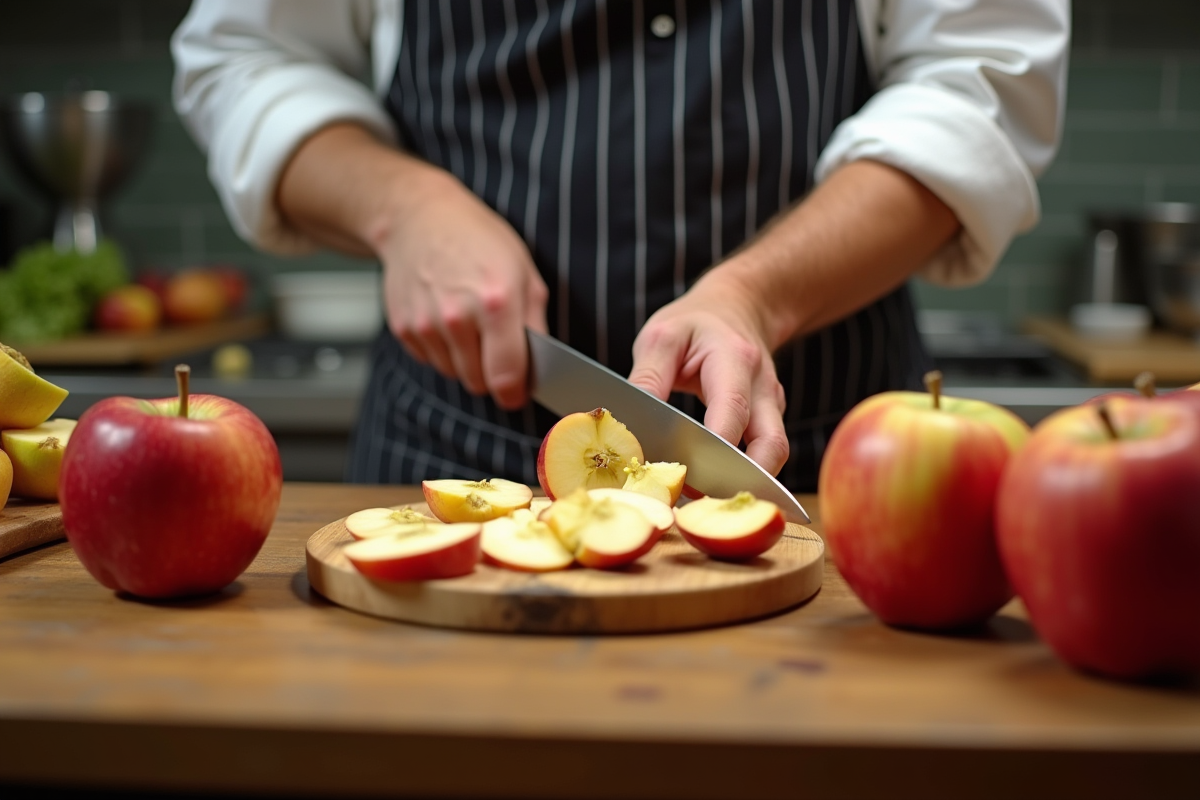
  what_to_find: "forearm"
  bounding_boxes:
[704,160,960,351]
[275,122,455,259]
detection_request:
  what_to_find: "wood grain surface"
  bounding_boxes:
[1,484,1200,800]
[1024,316,1200,383]
[13,314,270,367]
[307,504,824,633]
[0,499,64,560]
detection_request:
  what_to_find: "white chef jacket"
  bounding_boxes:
[171,0,1069,287]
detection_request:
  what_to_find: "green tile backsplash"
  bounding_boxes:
[1,0,1198,328]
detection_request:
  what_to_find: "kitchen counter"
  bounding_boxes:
[2,484,1199,799]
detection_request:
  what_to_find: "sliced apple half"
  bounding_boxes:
[422,478,534,523]
[1,418,76,501]
[536,408,644,499]
[542,488,656,569]
[0,345,69,430]
[481,508,574,572]
[343,522,481,581]
[621,457,687,507]
[345,506,440,540]
[674,492,786,561]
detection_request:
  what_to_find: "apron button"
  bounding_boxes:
[650,14,676,38]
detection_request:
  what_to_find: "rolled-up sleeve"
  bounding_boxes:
[816,0,1070,287]
[172,0,398,254]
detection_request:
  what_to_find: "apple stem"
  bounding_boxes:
[176,364,191,418]
[1096,402,1119,440]
[924,370,943,410]
[1134,371,1157,398]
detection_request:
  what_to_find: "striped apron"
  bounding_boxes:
[348,0,933,492]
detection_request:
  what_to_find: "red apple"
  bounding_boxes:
[94,284,163,332]
[343,522,481,581]
[209,265,250,314]
[135,269,170,302]
[996,395,1200,680]
[164,269,228,325]
[59,366,282,599]
[818,372,1030,630]
[673,492,785,561]
[536,408,644,499]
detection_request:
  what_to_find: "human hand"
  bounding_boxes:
[377,172,548,410]
[627,272,789,476]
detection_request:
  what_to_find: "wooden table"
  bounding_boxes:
[2,484,1198,799]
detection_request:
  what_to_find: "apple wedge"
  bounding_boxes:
[0,345,69,430]
[1,418,76,501]
[586,488,674,535]
[345,506,440,540]
[481,508,574,572]
[542,488,656,569]
[674,492,785,561]
[422,478,533,523]
[537,408,644,499]
[343,522,481,581]
[621,457,687,506]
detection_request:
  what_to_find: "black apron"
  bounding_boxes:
[348,0,932,492]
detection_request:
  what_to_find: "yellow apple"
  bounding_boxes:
[2,419,77,500]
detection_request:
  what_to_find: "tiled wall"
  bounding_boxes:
[2,1,1199,326]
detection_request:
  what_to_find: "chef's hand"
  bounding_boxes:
[627,271,790,476]
[375,173,549,410]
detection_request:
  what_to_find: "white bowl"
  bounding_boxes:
[1069,303,1151,342]
[270,271,383,342]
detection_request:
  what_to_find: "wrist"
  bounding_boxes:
[360,154,460,255]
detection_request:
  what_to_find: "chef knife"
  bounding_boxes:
[527,329,810,524]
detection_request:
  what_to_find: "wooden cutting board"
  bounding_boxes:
[307,503,824,634]
[13,314,270,368]
[1024,317,1200,384]
[0,500,65,560]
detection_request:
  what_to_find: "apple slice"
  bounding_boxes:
[586,488,674,535]
[1,418,76,501]
[481,508,574,573]
[536,408,644,499]
[422,478,534,523]
[345,506,440,540]
[542,489,656,569]
[343,522,481,581]
[674,492,786,561]
[621,457,688,506]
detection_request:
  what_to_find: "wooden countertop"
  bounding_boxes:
[2,484,1198,799]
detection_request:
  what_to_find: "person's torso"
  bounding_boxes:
[352,0,931,491]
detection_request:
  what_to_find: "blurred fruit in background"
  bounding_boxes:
[93,284,162,332]
[164,268,230,325]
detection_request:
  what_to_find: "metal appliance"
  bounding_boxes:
[0,91,153,253]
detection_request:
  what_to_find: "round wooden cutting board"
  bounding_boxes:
[306,503,824,634]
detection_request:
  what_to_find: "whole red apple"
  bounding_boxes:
[59,367,282,598]
[818,372,1030,630]
[996,395,1200,680]
[94,284,163,332]
[164,269,228,325]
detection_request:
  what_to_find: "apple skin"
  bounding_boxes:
[209,265,250,314]
[94,284,163,333]
[996,396,1200,680]
[818,391,1030,630]
[0,449,12,510]
[345,526,481,581]
[59,394,282,599]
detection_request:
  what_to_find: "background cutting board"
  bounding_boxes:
[1024,316,1200,384]
[307,503,824,634]
[14,314,270,368]
[0,500,65,560]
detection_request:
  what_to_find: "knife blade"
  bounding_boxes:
[527,329,810,524]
